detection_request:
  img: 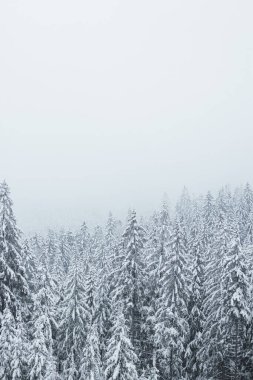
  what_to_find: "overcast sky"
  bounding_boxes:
[0,0,253,232]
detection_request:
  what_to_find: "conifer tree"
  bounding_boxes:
[58,229,71,274]
[96,213,116,363]
[200,208,244,379]
[58,244,90,378]
[155,218,190,379]
[113,210,146,368]
[145,198,170,373]
[222,237,250,379]
[76,221,90,261]
[45,229,58,272]
[80,322,103,380]
[21,239,38,294]
[28,269,57,380]
[202,191,216,255]
[0,305,17,379]
[105,305,138,380]
[28,312,56,380]
[0,182,29,379]
[185,218,205,379]
[0,181,28,317]
[238,183,253,242]
[11,315,26,380]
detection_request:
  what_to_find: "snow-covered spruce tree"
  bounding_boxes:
[76,221,91,262]
[237,183,253,243]
[222,236,251,379]
[90,225,104,269]
[35,234,63,318]
[10,312,28,380]
[36,254,59,341]
[0,182,29,378]
[176,187,193,236]
[105,304,138,380]
[45,229,58,273]
[0,181,28,317]
[96,212,117,364]
[79,322,103,380]
[85,262,98,322]
[202,191,216,254]
[185,216,205,380]
[21,239,38,294]
[244,216,253,375]
[30,234,44,272]
[51,238,65,302]
[57,243,91,378]
[0,306,23,380]
[104,212,118,265]
[151,195,171,282]
[155,217,190,380]
[145,211,160,373]
[202,230,251,379]
[28,270,57,380]
[244,209,253,246]
[20,239,38,328]
[216,187,234,228]
[112,210,146,371]
[200,193,235,378]
[57,229,71,274]
[145,198,171,374]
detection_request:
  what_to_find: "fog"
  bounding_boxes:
[0,0,253,232]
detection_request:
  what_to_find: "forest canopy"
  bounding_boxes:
[0,181,252,379]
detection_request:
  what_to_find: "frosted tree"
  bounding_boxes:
[200,195,235,378]
[238,183,253,242]
[90,225,104,269]
[112,210,146,368]
[85,263,98,323]
[243,208,253,247]
[176,187,192,235]
[0,182,29,379]
[0,306,17,379]
[28,270,57,380]
[51,241,65,302]
[30,234,44,272]
[96,213,116,363]
[202,191,216,253]
[57,244,90,378]
[155,218,190,379]
[145,211,160,365]
[76,221,90,262]
[185,218,205,379]
[21,239,38,293]
[222,237,250,379]
[104,212,118,267]
[152,194,171,280]
[45,229,58,272]
[0,308,28,380]
[200,208,243,379]
[57,229,70,273]
[80,322,103,380]
[105,305,138,380]
[145,197,170,373]
[0,181,28,317]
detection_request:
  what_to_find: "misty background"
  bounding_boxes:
[0,0,253,233]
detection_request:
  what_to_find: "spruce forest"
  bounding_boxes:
[1,180,253,380]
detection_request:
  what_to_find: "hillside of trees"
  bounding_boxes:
[0,180,253,379]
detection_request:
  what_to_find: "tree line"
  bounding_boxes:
[0,181,253,379]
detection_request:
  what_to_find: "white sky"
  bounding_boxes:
[0,0,253,232]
